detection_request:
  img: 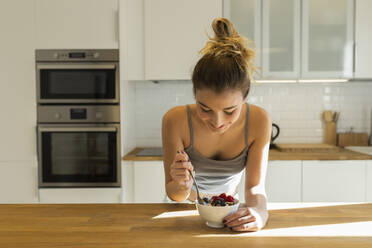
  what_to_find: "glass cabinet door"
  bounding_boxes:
[301,0,354,78]
[223,0,262,76]
[262,0,301,79]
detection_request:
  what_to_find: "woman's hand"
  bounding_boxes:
[169,151,194,191]
[223,206,268,232]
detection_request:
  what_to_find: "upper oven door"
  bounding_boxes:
[36,63,119,104]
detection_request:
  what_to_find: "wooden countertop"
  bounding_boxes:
[123,147,372,161]
[1,203,372,248]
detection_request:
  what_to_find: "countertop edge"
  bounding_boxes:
[122,147,372,162]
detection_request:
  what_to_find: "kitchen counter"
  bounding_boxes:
[1,203,372,248]
[123,147,372,161]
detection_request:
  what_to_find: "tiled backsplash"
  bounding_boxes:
[133,81,372,147]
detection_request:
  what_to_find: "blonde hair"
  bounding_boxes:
[192,17,257,98]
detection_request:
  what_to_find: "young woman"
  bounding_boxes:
[162,18,271,232]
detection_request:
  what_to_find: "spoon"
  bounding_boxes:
[176,150,205,205]
[188,169,205,205]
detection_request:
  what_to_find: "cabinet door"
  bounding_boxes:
[39,188,122,203]
[133,162,166,203]
[0,161,38,203]
[0,0,36,161]
[262,0,300,78]
[303,160,365,202]
[36,0,118,49]
[224,0,262,73]
[354,0,372,78]
[301,0,354,78]
[367,161,372,202]
[144,0,222,80]
[237,161,302,203]
[265,161,302,202]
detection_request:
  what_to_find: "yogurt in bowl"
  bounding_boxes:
[196,193,239,228]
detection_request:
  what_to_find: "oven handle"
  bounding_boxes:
[38,127,117,132]
[36,64,116,70]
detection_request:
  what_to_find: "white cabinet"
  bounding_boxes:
[301,0,354,78]
[0,161,38,203]
[367,161,372,202]
[262,0,300,78]
[303,160,366,202]
[133,161,166,203]
[265,161,302,202]
[224,0,262,72]
[237,161,302,203]
[354,0,372,78]
[39,188,122,203]
[119,0,145,80]
[228,0,354,79]
[144,0,222,80]
[36,0,119,49]
[0,0,37,161]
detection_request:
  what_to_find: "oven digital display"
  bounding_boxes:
[70,108,87,119]
[69,52,85,58]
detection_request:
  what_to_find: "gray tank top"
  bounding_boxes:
[184,103,250,195]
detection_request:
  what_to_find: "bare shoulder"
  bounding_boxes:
[162,105,188,127]
[162,105,190,155]
[249,104,272,140]
[162,105,190,142]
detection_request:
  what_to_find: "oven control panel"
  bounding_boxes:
[37,105,120,123]
[36,49,119,62]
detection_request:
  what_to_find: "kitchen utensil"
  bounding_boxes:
[276,143,340,152]
[188,169,205,205]
[334,112,340,123]
[323,111,333,122]
[270,123,280,149]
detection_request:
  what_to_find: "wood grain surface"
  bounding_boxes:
[1,203,372,248]
[123,147,372,162]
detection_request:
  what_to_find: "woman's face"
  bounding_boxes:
[195,88,245,134]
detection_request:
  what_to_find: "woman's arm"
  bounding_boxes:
[162,107,194,202]
[224,106,271,231]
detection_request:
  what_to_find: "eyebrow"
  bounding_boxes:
[198,101,237,110]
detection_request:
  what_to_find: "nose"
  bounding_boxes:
[211,113,224,128]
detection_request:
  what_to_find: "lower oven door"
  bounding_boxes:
[37,124,121,187]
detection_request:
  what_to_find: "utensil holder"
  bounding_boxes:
[325,122,337,145]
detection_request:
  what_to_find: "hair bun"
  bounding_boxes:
[200,17,256,76]
[212,18,238,39]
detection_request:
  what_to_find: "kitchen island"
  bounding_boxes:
[1,203,372,248]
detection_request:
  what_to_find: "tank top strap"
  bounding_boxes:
[245,103,250,146]
[186,105,194,146]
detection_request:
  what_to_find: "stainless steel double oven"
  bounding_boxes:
[36,49,121,187]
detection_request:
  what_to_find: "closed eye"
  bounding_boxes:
[224,110,235,115]
[201,107,211,113]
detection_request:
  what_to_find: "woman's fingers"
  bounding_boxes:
[172,160,194,172]
[226,214,256,229]
[224,208,251,224]
[230,221,259,232]
[224,207,259,232]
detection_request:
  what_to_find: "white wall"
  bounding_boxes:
[133,81,372,147]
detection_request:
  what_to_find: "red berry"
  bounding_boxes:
[219,193,227,199]
[226,195,235,202]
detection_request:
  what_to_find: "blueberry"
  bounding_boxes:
[214,200,221,206]
[203,197,209,204]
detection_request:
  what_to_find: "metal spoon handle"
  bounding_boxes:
[188,169,204,204]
